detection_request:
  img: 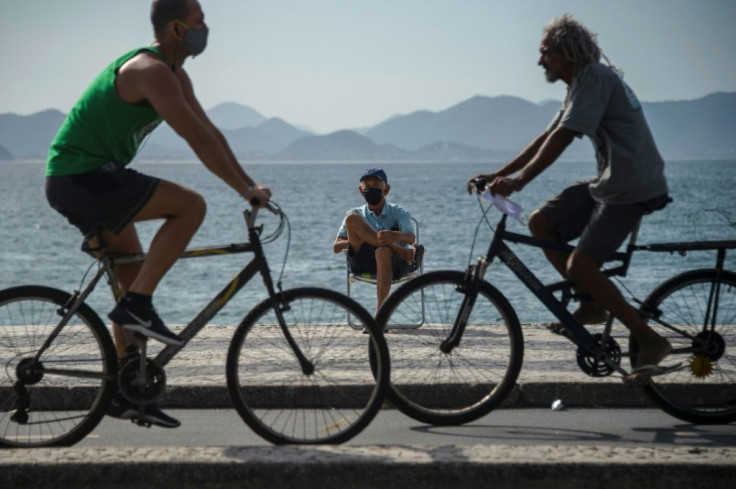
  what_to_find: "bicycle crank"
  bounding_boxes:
[576,334,621,377]
[117,355,166,405]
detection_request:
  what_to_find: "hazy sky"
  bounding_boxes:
[2,0,735,133]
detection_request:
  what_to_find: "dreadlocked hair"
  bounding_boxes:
[543,14,622,77]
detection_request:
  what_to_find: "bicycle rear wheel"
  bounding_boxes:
[0,286,117,447]
[639,269,736,424]
[226,288,389,444]
[376,270,523,425]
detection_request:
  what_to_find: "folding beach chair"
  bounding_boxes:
[346,217,425,329]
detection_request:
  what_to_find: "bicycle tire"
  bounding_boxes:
[639,269,736,424]
[376,270,524,425]
[0,285,117,447]
[226,287,390,444]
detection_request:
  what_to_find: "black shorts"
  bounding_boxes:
[538,181,669,262]
[45,162,160,239]
[347,243,414,280]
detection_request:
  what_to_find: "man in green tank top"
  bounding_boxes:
[45,0,271,428]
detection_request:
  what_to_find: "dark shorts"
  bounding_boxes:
[347,243,414,280]
[45,162,160,239]
[538,181,669,262]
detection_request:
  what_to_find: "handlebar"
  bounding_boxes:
[471,178,487,192]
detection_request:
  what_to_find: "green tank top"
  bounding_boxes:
[46,46,164,176]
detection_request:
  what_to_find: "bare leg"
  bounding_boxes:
[344,213,380,250]
[375,246,393,312]
[87,226,144,360]
[388,242,415,264]
[528,210,569,276]
[125,180,206,295]
[529,211,608,328]
[101,180,206,357]
[344,214,411,312]
[529,207,670,377]
[567,250,670,368]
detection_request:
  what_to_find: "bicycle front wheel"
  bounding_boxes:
[0,286,117,447]
[226,288,389,444]
[640,269,736,424]
[376,270,524,425]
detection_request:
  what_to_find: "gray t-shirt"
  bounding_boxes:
[547,62,668,204]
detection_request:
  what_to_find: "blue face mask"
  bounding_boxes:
[176,21,209,57]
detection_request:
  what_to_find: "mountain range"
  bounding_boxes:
[1,92,734,162]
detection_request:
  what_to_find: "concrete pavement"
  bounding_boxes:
[2,443,734,489]
[2,324,734,489]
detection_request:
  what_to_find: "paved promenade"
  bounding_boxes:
[151,323,657,408]
[2,443,735,489]
[2,324,734,489]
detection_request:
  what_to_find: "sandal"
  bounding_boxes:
[623,363,683,386]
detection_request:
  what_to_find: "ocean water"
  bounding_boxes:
[1,159,734,325]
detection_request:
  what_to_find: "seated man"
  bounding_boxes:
[334,168,423,313]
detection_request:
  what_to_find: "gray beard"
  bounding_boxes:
[544,68,561,83]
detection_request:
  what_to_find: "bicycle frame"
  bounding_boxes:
[631,240,735,335]
[35,206,313,376]
[463,210,735,373]
[479,213,620,353]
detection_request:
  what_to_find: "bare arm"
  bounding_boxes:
[467,131,550,193]
[377,230,415,247]
[118,56,268,203]
[175,69,260,189]
[490,127,576,196]
[333,237,349,254]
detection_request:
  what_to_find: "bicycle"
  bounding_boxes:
[376,181,736,426]
[0,203,390,447]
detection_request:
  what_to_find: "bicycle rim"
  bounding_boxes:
[226,288,389,444]
[0,286,116,447]
[376,270,523,425]
[641,270,736,424]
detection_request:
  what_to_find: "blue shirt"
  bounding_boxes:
[336,202,413,246]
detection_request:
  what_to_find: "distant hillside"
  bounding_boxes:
[367,96,554,152]
[273,130,408,161]
[2,93,735,161]
[366,93,736,159]
[0,109,65,159]
[207,102,268,129]
[138,113,313,159]
[0,144,14,161]
[644,92,736,158]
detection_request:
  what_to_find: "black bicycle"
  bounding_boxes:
[376,181,735,426]
[0,203,389,447]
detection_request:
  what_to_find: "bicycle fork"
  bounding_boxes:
[441,259,489,353]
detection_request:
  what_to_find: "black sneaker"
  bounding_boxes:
[109,300,183,346]
[107,394,181,429]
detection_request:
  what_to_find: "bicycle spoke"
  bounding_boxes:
[227,288,388,444]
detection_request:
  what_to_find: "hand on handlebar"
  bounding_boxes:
[242,185,272,208]
[466,174,521,197]
[488,176,522,197]
[467,174,493,194]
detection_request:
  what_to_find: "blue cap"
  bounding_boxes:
[360,168,387,184]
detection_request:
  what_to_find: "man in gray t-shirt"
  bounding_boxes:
[549,62,668,204]
[468,14,671,381]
